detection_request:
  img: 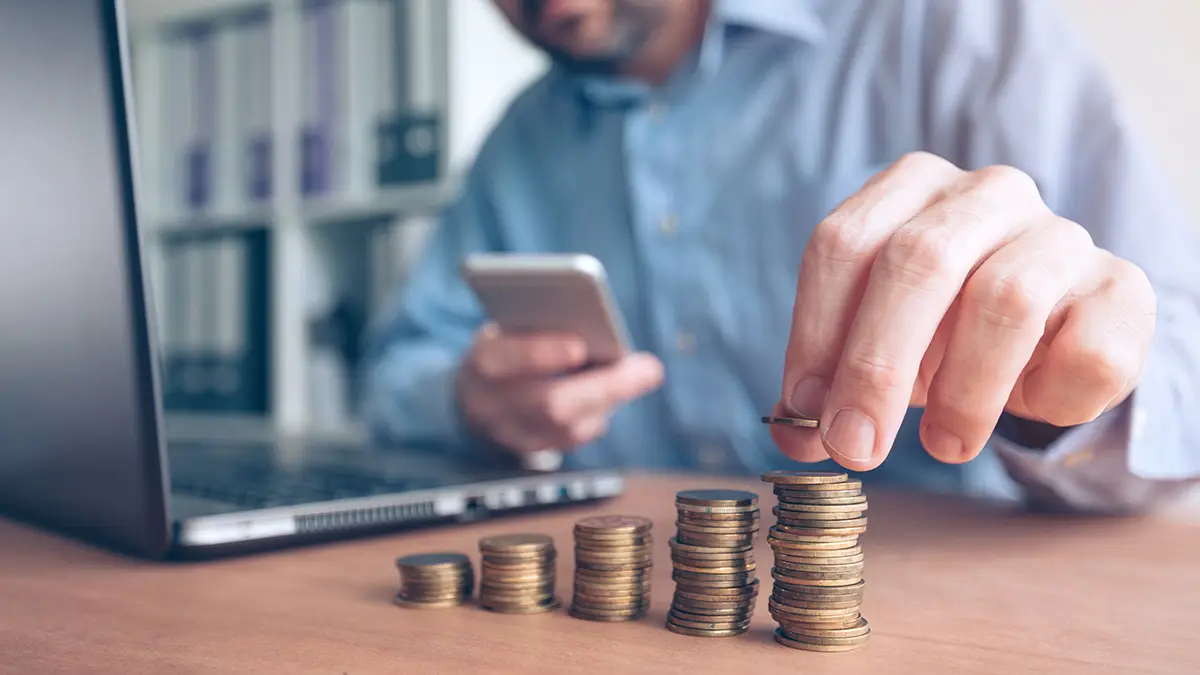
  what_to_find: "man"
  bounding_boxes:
[363,0,1200,513]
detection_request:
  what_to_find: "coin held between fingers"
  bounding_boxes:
[762,415,821,429]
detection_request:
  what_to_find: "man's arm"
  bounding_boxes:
[925,0,1200,512]
[359,152,503,457]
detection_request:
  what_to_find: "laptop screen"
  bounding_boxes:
[0,0,170,557]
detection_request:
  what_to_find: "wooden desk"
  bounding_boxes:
[2,475,1198,674]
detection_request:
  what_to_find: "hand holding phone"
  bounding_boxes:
[456,254,664,458]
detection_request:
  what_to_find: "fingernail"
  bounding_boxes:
[823,408,876,462]
[787,377,829,417]
[924,423,965,462]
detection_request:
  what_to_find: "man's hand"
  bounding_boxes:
[456,323,664,456]
[771,152,1158,470]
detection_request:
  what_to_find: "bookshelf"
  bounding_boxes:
[126,0,545,443]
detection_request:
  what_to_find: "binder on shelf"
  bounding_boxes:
[158,23,206,217]
[299,0,445,205]
[376,0,443,188]
[213,19,242,216]
[300,0,337,197]
[187,22,217,211]
[233,8,274,204]
[159,232,271,415]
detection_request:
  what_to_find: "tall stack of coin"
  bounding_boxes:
[666,489,760,637]
[393,552,475,609]
[569,515,654,621]
[761,471,870,652]
[477,533,560,614]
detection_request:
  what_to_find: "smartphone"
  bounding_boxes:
[460,252,633,366]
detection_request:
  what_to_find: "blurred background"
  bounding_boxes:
[124,0,1200,448]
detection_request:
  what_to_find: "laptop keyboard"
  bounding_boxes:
[168,443,441,510]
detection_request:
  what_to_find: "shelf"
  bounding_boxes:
[147,207,275,237]
[126,0,269,31]
[300,180,459,227]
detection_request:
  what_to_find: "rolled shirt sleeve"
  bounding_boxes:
[359,134,508,460]
[924,0,1200,511]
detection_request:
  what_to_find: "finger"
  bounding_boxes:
[919,216,1097,463]
[912,299,958,408]
[1020,254,1156,427]
[472,325,588,380]
[821,165,1047,470]
[774,152,964,462]
[534,352,665,427]
[767,399,827,463]
[538,413,612,451]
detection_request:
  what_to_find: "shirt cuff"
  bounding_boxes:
[989,388,1200,514]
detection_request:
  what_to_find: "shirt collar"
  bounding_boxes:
[567,0,826,111]
[711,0,827,44]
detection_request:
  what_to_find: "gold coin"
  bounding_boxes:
[768,526,860,542]
[761,470,849,485]
[574,514,653,534]
[773,569,862,583]
[774,513,868,526]
[479,533,555,554]
[672,557,753,571]
[774,628,868,652]
[773,501,867,515]
[675,531,756,545]
[668,537,753,554]
[666,622,750,638]
[777,554,864,569]
[784,617,870,638]
[667,614,751,632]
[773,478,862,492]
[675,502,760,515]
[776,547,863,561]
[480,598,560,614]
[675,524,760,538]
[776,493,867,505]
[676,581,758,595]
[761,415,820,428]
[393,594,466,610]
[676,489,759,507]
[568,607,648,622]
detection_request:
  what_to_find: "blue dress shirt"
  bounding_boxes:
[363,0,1200,511]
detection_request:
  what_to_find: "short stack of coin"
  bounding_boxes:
[393,552,475,609]
[761,471,870,652]
[569,515,654,621]
[477,533,560,614]
[666,489,761,637]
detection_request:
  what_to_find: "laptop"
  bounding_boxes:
[0,0,623,560]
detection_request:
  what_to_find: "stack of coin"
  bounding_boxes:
[569,515,654,621]
[393,552,474,609]
[477,533,560,614]
[761,470,870,652]
[666,489,761,637]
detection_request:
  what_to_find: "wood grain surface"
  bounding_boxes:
[2,474,1199,674]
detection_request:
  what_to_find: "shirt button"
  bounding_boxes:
[659,214,678,235]
[675,331,696,354]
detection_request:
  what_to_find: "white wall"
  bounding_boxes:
[445,0,546,172]
[1056,0,1200,224]
[443,0,1200,224]
[124,0,1197,220]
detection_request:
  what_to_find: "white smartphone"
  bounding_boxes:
[460,252,633,366]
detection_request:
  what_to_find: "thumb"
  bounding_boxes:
[610,352,666,400]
